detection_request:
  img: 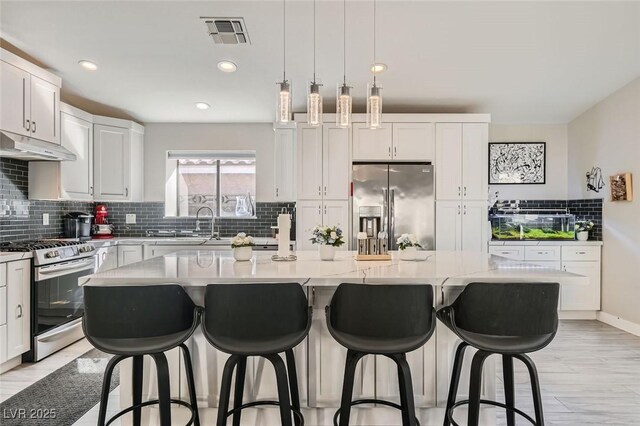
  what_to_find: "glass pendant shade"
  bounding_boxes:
[336,84,352,128]
[366,83,382,129]
[276,81,292,124]
[307,82,323,127]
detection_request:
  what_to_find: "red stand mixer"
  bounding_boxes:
[93,204,115,239]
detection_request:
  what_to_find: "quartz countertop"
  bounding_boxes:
[0,252,33,263]
[489,240,603,246]
[81,250,585,288]
[88,237,283,247]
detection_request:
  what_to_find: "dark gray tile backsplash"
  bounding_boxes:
[0,157,294,242]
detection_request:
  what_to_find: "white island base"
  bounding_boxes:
[81,250,587,426]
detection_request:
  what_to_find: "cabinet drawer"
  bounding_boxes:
[525,246,561,261]
[0,263,6,287]
[488,246,524,261]
[561,246,600,262]
[0,286,6,325]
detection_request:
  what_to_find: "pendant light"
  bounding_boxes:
[336,0,352,128]
[307,0,323,126]
[366,0,382,129]
[276,0,292,124]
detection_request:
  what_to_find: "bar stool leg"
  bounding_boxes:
[338,350,364,426]
[502,355,516,426]
[132,355,144,426]
[285,349,302,426]
[444,342,468,426]
[232,356,247,426]
[467,350,490,426]
[393,353,418,426]
[217,355,240,426]
[98,355,125,426]
[516,354,545,426]
[266,353,293,426]
[151,352,172,426]
[180,344,200,426]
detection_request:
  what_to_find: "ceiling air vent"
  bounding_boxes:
[202,17,250,45]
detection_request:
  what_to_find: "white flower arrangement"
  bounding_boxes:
[310,225,345,247]
[230,232,255,248]
[396,233,422,250]
[575,220,595,232]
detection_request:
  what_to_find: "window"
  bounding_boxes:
[166,151,256,218]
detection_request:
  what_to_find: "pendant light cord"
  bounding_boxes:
[373,0,377,86]
[343,0,346,85]
[283,0,286,81]
[313,0,317,83]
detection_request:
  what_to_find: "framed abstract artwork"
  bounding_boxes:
[488,142,546,184]
[610,172,633,201]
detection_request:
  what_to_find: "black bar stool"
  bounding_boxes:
[437,282,560,426]
[326,283,436,426]
[202,283,312,426]
[83,284,200,426]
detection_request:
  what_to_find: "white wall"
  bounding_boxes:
[488,124,568,200]
[568,77,640,325]
[144,123,275,202]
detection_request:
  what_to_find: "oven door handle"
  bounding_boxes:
[36,258,95,281]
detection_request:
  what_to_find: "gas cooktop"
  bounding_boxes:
[0,239,82,252]
[0,239,95,266]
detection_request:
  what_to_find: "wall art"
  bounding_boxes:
[489,142,546,184]
[610,172,633,201]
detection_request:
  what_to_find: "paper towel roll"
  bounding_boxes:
[277,214,291,257]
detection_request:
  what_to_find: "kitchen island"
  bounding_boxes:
[81,250,585,426]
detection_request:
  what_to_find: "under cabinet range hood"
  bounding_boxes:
[0,131,76,161]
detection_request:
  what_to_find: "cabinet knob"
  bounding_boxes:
[17,304,22,319]
[125,187,129,197]
[25,119,30,132]
[276,187,279,197]
[388,147,391,157]
[32,121,37,133]
[458,186,461,196]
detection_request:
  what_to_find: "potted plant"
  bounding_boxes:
[396,233,422,261]
[311,225,345,261]
[574,220,594,241]
[231,232,255,261]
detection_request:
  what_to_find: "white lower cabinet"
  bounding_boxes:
[1,260,31,362]
[489,243,601,311]
[296,200,349,250]
[117,245,144,267]
[96,246,118,272]
[436,201,487,252]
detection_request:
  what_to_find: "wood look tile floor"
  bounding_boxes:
[2,321,640,425]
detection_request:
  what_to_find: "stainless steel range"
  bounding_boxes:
[0,240,96,361]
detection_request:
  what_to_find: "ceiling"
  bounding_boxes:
[1,1,639,124]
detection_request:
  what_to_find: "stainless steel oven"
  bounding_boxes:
[31,255,95,361]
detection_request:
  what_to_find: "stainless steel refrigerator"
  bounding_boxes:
[352,163,434,250]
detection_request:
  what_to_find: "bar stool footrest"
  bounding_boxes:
[105,398,196,426]
[447,399,538,426]
[224,400,304,425]
[333,398,421,426]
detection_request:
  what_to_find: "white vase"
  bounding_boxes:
[233,246,253,261]
[398,246,417,261]
[318,245,336,261]
[576,231,589,241]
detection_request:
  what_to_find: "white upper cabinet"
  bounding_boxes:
[461,123,488,200]
[60,109,93,200]
[93,116,144,202]
[29,76,60,144]
[297,124,350,201]
[297,126,323,200]
[322,125,350,200]
[0,50,61,144]
[435,122,488,201]
[392,123,435,161]
[352,123,393,161]
[435,123,463,200]
[0,61,31,137]
[353,122,435,162]
[273,128,296,202]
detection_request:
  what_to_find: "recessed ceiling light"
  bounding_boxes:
[78,60,98,71]
[217,60,237,73]
[370,63,387,74]
[195,102,211,110]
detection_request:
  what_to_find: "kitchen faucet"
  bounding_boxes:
[195,206,219,240]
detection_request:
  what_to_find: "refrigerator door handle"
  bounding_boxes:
[390,189,395,249]
[382,188,388,234]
